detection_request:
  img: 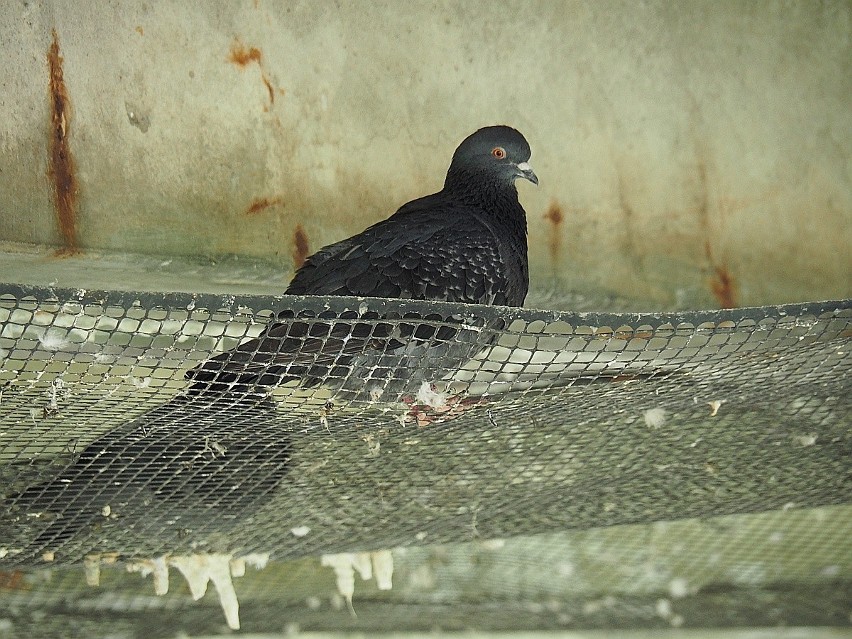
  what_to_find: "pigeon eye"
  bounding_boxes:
[491,147,506,160]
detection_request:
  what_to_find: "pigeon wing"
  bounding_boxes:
[186,200,508,391]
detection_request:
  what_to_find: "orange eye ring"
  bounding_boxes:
[491,147,506,159]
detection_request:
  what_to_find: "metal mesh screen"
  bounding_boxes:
[1,284,849,636]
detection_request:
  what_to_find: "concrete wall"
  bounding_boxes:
[0,0,849,308]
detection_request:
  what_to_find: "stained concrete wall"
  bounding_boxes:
[0,0,849,308]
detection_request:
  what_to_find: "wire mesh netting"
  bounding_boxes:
[0,283,849,636]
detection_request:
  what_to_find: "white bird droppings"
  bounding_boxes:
[794,434,817,447]
[125,552,270,630]
[321,550,396,611]
[84,554,101,587]
[707,400,725,416]
[643,407,667,429]
[415,382,448,409]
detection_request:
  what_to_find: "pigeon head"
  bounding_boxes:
[445,125,538,191]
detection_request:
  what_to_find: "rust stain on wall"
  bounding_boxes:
[261,74,275,105]
[229,40,262,67]
[702,238,714,264]
[703,231,738,307]
[228,39,277,110]
[292,224,310,270]
[543,199,564,264]
[695,158,739,308]
[244,196,283,215]
[47,29,79,256]
[710,265,737,309]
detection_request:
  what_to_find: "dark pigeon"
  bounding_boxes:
[285,125,536,304]
[187,125,538,400]
[4,126,537,556]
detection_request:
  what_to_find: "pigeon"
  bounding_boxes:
[186,125,538,401]
[284,125,536,304]
[2,126,536,556]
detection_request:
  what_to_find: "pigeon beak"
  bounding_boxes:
[516,162,538,185]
